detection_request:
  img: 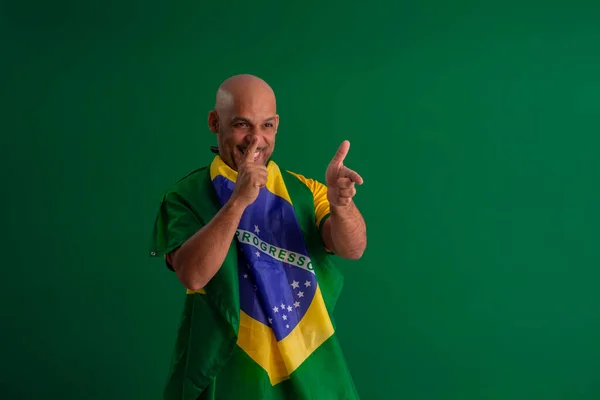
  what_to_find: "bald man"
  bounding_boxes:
[150,74,366,400]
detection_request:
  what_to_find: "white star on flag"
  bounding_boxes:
[291,280,299,289]
[255,251,260,257]
[304,280,311,288]
[273,306,279,313]
[282,315,287,321]
[287,306,292,312]
[280,303,285,309]
[254,225,260,234]
[268,318,272,324]
[243,274,248,279]
[286,324,290,328]
[297,291,304,298]
[294,301,300,308]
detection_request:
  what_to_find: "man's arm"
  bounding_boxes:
[321,140,367,259]
[167,137,267,291]
[167,198,246,291]
[321,201,367,260]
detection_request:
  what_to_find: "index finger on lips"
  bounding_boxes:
[244,137,260,163]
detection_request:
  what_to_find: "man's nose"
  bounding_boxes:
[245,132,261,145]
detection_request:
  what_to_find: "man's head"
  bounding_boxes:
[208,74,279,171]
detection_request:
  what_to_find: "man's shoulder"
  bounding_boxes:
[161,165,212,202]
[283,169,326,193]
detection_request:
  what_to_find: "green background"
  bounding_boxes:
[2,0,600,399]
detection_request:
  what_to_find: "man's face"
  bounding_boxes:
[210,94,279,171]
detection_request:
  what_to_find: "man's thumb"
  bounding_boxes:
[331,140,350,165]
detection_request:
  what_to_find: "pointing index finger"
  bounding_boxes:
[347,169,364,185]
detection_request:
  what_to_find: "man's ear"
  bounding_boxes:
[275,114,280,134]
[208,110,220,134]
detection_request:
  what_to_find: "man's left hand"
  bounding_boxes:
[326,140,364,207]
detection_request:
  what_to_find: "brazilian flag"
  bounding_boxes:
[150,155,360,400]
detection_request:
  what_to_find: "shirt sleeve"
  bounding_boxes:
[149,191,205,270]
[288,173,331,232]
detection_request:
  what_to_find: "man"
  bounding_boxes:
[149,74,367,400]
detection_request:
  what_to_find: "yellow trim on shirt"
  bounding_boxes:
[286,172,331,230]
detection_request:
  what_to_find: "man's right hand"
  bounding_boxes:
[170,137,267,290]
[231,137,268,207]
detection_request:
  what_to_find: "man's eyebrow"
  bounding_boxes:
[231,116,276,123]
[231,116,252,123]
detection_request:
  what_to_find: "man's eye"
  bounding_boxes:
[235,122,247,127]
[265,123,273,128]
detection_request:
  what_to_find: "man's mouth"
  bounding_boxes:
[238,146,265,161]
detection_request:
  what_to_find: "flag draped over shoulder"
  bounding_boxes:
[150,155,360,400]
